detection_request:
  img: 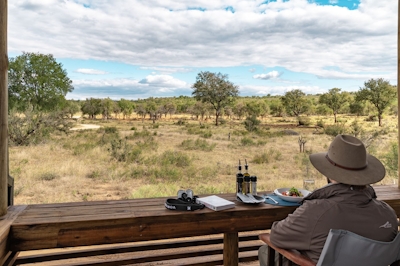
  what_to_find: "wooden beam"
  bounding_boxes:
[0,0,8,217]
[398,0,400,188]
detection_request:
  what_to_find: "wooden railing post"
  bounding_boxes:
[398,0,400,188]
[0,0,8,216]
[223,232,238,266]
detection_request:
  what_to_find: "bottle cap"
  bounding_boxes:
[251,175,257,181]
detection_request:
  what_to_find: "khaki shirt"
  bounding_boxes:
[270,183,398,263]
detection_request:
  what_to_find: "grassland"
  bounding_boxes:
[9,113,399,205]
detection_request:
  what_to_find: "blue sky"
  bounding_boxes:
[8,0,397,100]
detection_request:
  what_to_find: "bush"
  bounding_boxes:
[150,150,191,168]
[316,119,325,128]
[40,172,58,181]
[244,115,260,132]
[180,138,216,151]
[175,119,186,125]
[298,117,311,126]
[241,137,255,146]
[8,109,72,146]
[324,123,346,137]
[252,149,282,164]
[109,138,132,162]
[104,126,118,134]
[384,142,398,177]
[365,115,377,122]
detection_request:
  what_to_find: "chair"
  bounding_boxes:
[259,229,400,266]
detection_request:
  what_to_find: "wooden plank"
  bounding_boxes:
[10,195,292,251]
[9,186,400,253]
[0,205,26,265]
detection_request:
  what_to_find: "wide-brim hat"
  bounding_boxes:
[309,134,385,185]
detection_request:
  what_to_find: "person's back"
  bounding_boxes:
[258,135,399,265]
[270,183,398,262]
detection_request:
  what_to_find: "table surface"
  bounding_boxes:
[4,185,400,252]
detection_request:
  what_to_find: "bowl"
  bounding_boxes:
[274,188,311,203]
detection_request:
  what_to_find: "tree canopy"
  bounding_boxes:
[192,71,239,126]
[355,78,397,126]
[280,89,309,118]
[319,88,349,123]
[8,52,73,112]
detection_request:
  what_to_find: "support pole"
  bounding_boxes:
[0,0,8,216]
[398,0,400,188]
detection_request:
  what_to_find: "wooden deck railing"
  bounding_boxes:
[1,185,400,266]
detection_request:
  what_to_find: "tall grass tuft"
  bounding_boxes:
[180,138,216,151]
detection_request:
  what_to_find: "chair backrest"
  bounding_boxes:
[317,229,400,266]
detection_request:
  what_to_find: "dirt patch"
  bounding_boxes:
[70,124,101,131]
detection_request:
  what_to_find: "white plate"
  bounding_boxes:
[274,188,311,203]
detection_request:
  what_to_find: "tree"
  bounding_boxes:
[62,100,81,118]
[81,98,102,119]
[280,89,309,118]
[100,98,115,120]
[192,71,239,126]
[355,78,397,126]
[8,52,73,112]
[319,88,349,123]
[118,99,134,119]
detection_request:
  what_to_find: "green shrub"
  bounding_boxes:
[316,119,325,128]
[384,142,398,177]
[104,126,118,134]
[244,115,260,132]
[109,138,132,162]
[40,172,58,181]
[252,149,282,164]
[136,136,158,151]
[201,130,212,138]
[365,115,377,122]
[241,137,255,146]
[324,123,346,137]
[180,138,216,151]
[176,119,186,125]
[154,150,191,168]
[131,126,137,130]
[87,170,101,179]
[298,117,311,126]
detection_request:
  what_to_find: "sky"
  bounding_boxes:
[8,0,398,100]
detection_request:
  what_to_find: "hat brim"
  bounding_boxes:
[309,152,385,185]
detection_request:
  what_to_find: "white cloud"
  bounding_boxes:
[240,84,324,96]
[253,71,282,80]
[139,66,193,74]
[69,75,191,100]
[139,75,188,88]
[75,68,109,75]
[8,0,398,98]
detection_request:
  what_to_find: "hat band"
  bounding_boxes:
[325,155,367,171]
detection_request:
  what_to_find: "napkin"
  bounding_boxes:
[264,194,301,207]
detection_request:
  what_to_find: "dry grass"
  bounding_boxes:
[9,113,399,205]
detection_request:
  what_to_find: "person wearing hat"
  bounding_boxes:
[259,134,398,265]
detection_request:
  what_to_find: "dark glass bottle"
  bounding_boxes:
[236,160,244,194]
[243,159,251,194]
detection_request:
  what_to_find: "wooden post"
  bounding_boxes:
[223,232,238,266]
[398,0,400,188]
[0,0,8,216]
